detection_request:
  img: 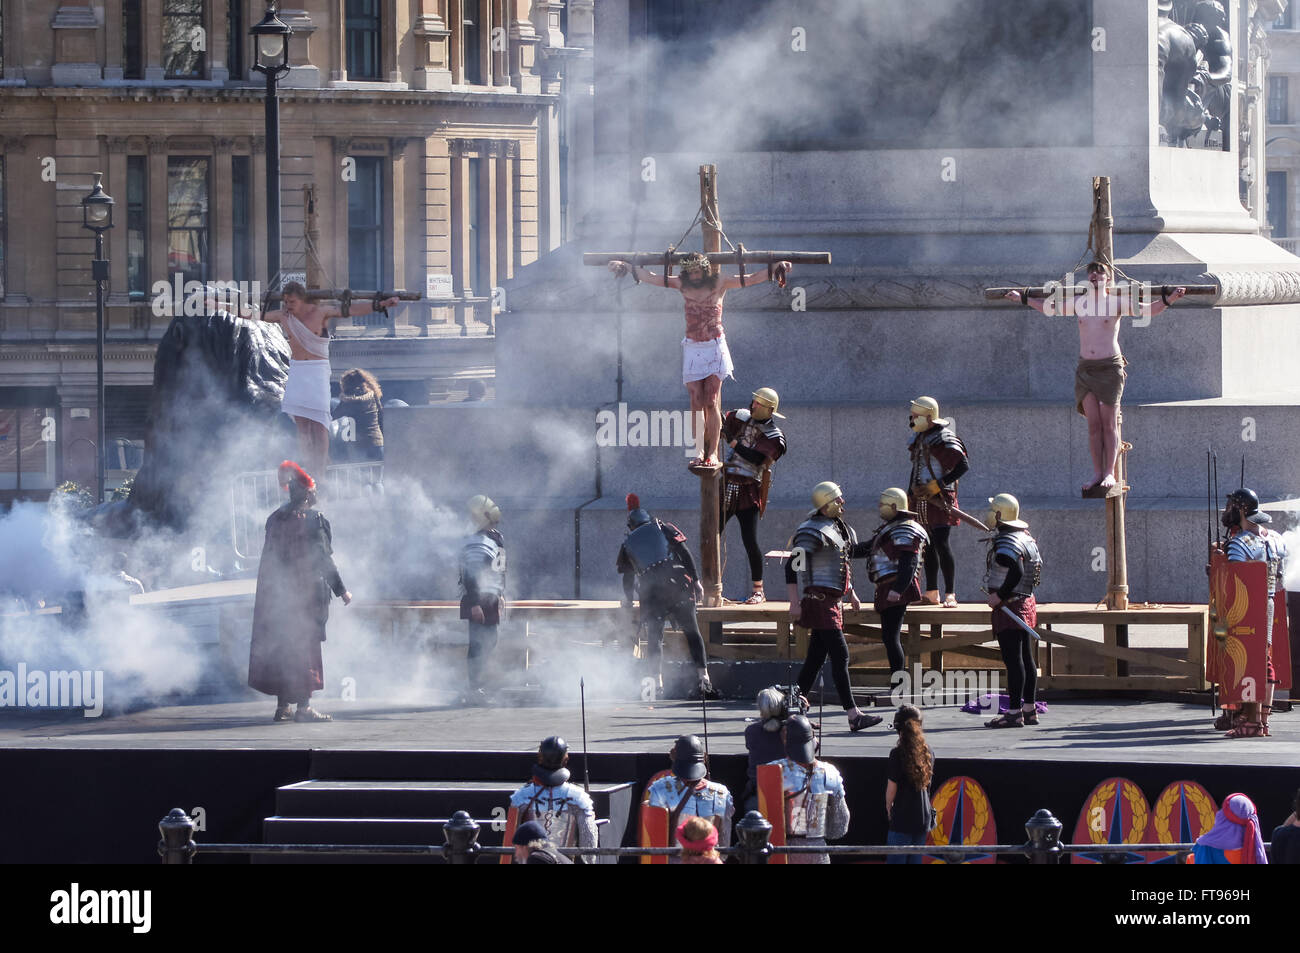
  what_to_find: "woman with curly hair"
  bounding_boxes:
[332,368,385,462]
[885,704,936,864]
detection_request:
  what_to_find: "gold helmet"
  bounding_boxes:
[677,251,711,275]
[811,481,844,518]
[986,493,1028,530]
[751,387,785,420]
[909,396,949,432]
[879,487,912,520]
[468,494,501,530]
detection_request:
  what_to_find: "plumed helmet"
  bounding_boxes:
[879,487,912,519]
[757,687,788,729]
[751,387,785,420]
[278,460,316,492]
[468,494,500,530]
[626,492,652,529]
[987,493,1028,530]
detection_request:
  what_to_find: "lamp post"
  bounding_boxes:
[251,3,292,293]
[82,172,115,505]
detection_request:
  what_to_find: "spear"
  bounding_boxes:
[580,678,591,793]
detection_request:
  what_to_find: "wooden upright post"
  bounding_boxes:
[1094,176,1130,611]
[304,184,323,290]
[698,165,724,608]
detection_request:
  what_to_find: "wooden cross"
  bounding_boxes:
[984,177,1217,611]
[585,164,831,608]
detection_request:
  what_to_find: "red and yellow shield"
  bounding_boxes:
[1207,554,1269,705]
[1144,781,1217,864]
[1072,777,1150,864]
[924,776,997,864]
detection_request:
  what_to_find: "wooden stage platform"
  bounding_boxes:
[133,583,1210,694]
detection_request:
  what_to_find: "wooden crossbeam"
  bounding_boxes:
[583,251,831,266]
[984,283,1217,300]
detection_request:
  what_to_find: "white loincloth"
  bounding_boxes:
[281,359,332,430]
[682,334,734,385]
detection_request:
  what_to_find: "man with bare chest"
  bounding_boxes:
[1007,261,1184,491]
[261,281,398,478]
[608,253,791,471]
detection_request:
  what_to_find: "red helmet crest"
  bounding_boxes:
[278,460,316,491]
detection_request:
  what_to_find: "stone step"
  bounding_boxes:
[257,816,493,864]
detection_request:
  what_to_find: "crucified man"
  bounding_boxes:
[261,280,399,478]
[1005,261,1185,491]
[608,252,791,471]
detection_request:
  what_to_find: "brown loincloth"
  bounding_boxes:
[1074,355,1127,416]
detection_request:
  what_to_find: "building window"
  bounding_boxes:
[348,156,384,290]
[463,1,483,85]
[0,156,5,299]
[163,0,206,78]
[1275,5,1295,30]
[124,0,144,79]
[232,156,252,284]
[227,0,244,80]
[1269,76,1289,124]
[1267,170,1288,238]
[0,408,58,492]
[127,156,148,299]
[346,0,382,80]
[168,157,210,285]
[467,156,484,295]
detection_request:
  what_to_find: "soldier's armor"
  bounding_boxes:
[645,775,734,848]
[510,781,597,848]
[622,520,673,575]
[908,426,967,489]
[792,515,857,592]
[724,409,784,483]
[459,530,506,599]
[777,760,848,840]
[866,518,929,584]
[984,528,1043,598]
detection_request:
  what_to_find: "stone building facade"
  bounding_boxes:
[0,0,592,502]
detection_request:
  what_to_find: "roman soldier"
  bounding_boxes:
[863,488,929,688]
[459,494,506,703]
[1217,488,1286,738]
[766,714,850,865]
[721,387,788,604]
[784,481,882,731]
[907,396,970,607]
[616,494,717,699]
[982,493,1044,728]
[248,461,352,723]
[508,736,598,852]
[644,735,734,862]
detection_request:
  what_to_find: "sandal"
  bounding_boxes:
[941,594,959,608]
[1022,710,1040,726]
[273,705,293,723]
[1213,710,1243,731]
[986,712,1024,728]
[742,590,766,605]
[921,591,941,605]
[849,711,883,731]
[294,706,333,723]
[1224,721,1263,739]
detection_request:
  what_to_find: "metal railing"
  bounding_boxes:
[157,807,1225,865]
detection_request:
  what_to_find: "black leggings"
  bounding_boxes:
[799,628,855,710]
[879,603,907,676]
[923,525,955,593]
[467,621,499,688]
[996,631,1037,709]
[721,505,764,581]
[642,593,709,671]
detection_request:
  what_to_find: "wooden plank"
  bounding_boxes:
[1039,675,1197,691]
[1034,627,1198,676]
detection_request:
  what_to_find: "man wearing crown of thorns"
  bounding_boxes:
[608,253,791,473]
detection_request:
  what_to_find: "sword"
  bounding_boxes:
[580,678,591,793]
[701,690,711,780]
[996,603,1041,641]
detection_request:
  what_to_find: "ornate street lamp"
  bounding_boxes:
[82,173,115,505]
[251,3,292,292]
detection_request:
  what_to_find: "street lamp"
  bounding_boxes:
[251,3,292,293]
[81,172,115,505]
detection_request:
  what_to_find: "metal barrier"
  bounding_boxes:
[158,807,1226,865]
[230,461,385,560]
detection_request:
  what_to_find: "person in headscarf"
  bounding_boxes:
[677,815,724,865]
[1191,793,1268,864]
